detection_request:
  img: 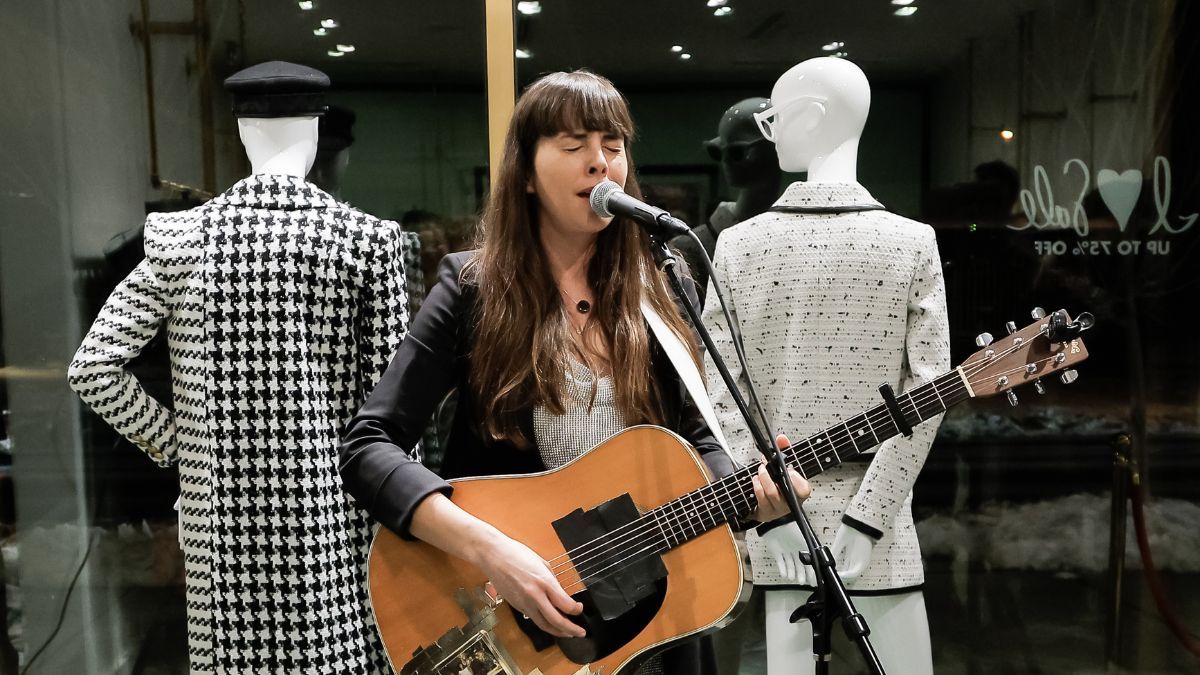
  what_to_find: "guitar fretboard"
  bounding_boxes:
[566,370,971,587]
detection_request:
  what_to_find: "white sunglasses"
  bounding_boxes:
[752,95,828,142]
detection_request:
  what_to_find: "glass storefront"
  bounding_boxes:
[1,0,1196,672]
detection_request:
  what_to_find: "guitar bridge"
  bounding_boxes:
[398,583,608,674]
[399,584,521,674]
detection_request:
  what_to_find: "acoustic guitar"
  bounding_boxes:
[368,309,1093,674]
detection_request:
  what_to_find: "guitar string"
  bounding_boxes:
[554,341,1070,583]
[544,330,1056,584]
[546,336,1051,585]
[549,350,1033,586]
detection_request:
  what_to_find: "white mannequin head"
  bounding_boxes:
[757,57,871,183]
[236,116,319,178]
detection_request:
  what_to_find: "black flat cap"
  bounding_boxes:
[318,105,357,151]
[224,61,330,118]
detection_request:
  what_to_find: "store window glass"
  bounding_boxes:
[513,0,1198,672]
[0,1,485,672]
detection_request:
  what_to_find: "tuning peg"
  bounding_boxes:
[1031,307,1046,319]
[1006,321,1017,335]
[975,332,994,347]
[1034,379,1046,394]
[1006,391,1019,406]
[1060,369,1079,384]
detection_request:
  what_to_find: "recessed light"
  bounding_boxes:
[1000,129,1015,141]
[313,27,327,36]
[671,45,684,53]
[515,48,533,59]
[336,44,355,53]
[516,1,542,15]
[822,41,845,51]
[320,18,338,28]
[832,51,849,58]
[714,6,733,16]
[327,50,344,57]
[681,53,693,60]
[891,0,914,4]
[894,6,918,16]
[707,0,728,6]
[298,1,314,9]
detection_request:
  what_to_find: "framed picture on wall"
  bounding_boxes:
[635,164,720,230]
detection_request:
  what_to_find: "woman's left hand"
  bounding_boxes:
[749,434,812,523]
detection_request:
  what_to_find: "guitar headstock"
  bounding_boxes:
[959,308,1094,404]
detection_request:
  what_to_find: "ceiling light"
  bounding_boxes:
[320,18,338,28]
[1000,129,1015,141]
[832,51,849,58]
[313,27,327,36]
[822,41,845,51]
[336,44,355,53]
[894,6,918,16]
[714,6,734,16]
[681,53,692,60]
[671,45,684,53]
[516,1,542,15]
[327,50,344,57]
[891,0,914,4]
[707,0,728,6]
[515,48,533,59]
[298,1,314,9]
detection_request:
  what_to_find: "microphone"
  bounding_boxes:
[589,180,692,238]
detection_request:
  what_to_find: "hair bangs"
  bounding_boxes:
[523,71,634,143]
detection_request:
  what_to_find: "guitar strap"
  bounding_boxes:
[640,297,734,459]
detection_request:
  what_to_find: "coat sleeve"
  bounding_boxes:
[842,227,951,539]
[354,219,410,399]
[67,260,177,467]
[340,254,466,539]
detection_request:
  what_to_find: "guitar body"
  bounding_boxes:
[368,426,750,674]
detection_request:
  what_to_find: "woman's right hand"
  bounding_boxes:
[474,533,586,639]
[409,493,586,638]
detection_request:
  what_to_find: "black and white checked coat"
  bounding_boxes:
[68,174,409,673]
[702,182,950,593]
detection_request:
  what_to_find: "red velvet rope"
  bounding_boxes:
[1129,481,1200,658]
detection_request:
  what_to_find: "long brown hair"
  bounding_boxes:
[466,70,700,447]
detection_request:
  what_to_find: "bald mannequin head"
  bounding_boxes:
[763,57,871,178]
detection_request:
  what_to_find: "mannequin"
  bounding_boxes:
[238,115,318,177]
[672,98,782,300]
[69,61,406,674]
[309,104,356,196]
[702,57,948,675]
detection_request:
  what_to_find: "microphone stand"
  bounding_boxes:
[644,225,884,675]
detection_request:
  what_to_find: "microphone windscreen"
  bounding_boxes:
[589,180,623,219]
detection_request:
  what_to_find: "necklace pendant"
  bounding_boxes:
[576,300,591,314]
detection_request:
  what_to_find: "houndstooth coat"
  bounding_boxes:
[68,174,409,673]
[702,181,950,594]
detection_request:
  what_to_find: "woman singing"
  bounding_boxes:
[339,70,809,674]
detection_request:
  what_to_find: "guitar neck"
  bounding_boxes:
[642,368,971,551]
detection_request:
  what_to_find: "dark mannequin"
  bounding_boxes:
[309,104,356,196]
[672,97,782,298]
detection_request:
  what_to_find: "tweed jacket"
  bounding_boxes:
[67,174,409,673]
[702,181,950,593]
